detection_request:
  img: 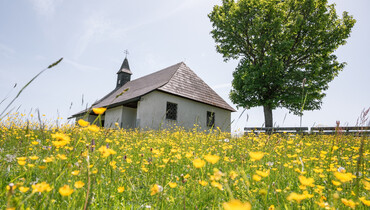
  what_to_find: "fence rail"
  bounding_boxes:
[244,126,370,135]
[310,126,370,135]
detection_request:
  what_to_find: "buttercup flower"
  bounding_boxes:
[51,133,71,148]
[92,107,107,115]
[211,181,223,191]
[150,184,163,196]
[199,180,208,186]
[249,151,264,161]
[168,182,177,188]
[118,186,125,193]
[98,146,117,158]
[252,175,261,182]
[74,181,85,188]
[341,198,356,208]
[334,172,353,183]
[204,154,220,164]
[299,176,315,187]
[359,197,370,206]
[256,170,270,178]
[193,158,206,168]
[59,185,74,196]
[71,170,80,176]
[78,119,89,127]
[19,186,30,193]
[32,182,52,193]
[223,199,251,210]
[287,192,312,203]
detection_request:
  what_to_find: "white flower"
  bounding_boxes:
[157,185,163,192]
[337,167,346,172]
[267,161,274,167]
[5,154,16,162]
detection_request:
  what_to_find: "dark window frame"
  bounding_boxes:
[207,111,215,127]
[166,102,177,121]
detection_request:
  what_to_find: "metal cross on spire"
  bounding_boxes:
[124,49,129,58]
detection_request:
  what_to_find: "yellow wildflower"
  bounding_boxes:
[359,197,370,206]
[362,180,370,190]
[204,154,220,164]
[51,133,71,148]
[71,170,79,176]
[252,175,261,182]
[87,125,100,132]
[32,182,52,193]
[223,199,251,210]
[249,151,264,161]
[78,119,89,127]
[19,186,29,193]
[169,182,177,188]
[118,186,125,193]
[17,157,27,161]
[98,146,117,158]
[199,180,208,186]
[18,160,26,166]
[334,172,353,183]
[74,181,85,188]
[92,107,107,115]
[256,170,269,178]
[193,158,206,168]
[57,154,68,160]
[29,155,39,160]
[229,171,238,180]
[331,180,341,186]
[43,157,54,163]
[211,181,223,190]
[298,176,315,187]
[109,161,117,169]
[150,184,163,196]
[287,192,311,203]
[59,185,74,196]
[341,198,356,209]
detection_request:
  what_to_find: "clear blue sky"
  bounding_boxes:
[0,0,369,132]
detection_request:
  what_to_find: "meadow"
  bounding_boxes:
[1,112,369,209]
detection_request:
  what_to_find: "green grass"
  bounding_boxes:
[1,114,369,209]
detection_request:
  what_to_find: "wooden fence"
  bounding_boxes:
[244,126,370,135]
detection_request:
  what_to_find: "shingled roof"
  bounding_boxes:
[72,62,235,117]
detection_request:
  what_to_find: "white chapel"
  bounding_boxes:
[71,56,236,132]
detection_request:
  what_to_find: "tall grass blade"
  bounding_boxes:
[0,58,63,119]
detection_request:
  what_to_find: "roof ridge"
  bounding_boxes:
[159,62,184,88]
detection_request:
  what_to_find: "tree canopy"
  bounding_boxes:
[209,0,355,127]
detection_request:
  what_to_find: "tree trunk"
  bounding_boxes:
[263,105,273,128]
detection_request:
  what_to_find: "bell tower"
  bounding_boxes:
[116,50,132,89]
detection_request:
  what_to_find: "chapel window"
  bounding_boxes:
[166,102,177,120]
[207,111,215,127]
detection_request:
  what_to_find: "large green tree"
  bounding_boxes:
[209,0,355,127]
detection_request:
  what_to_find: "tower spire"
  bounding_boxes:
[116,50,132,88]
